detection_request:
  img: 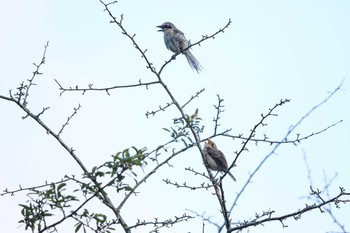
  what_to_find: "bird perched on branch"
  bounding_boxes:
[203,139,236,181]
[157,22,203,73]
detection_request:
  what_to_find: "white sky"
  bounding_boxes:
[0,1,349,232]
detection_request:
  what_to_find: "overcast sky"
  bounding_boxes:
[0,1,349,232]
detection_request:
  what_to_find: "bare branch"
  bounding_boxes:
[223,81,344,231]
[182,88,206,109]
[222,99,291,181]
[222,119,342,145]
[99,0,158,76]
[128,213,194,232]
[23,41,49,106]
[213,94,225,135]
[229,188,349,232]
[58,104,81,137]
[55,78,160,96]
[145,102,174,118]
[163,178,212,190]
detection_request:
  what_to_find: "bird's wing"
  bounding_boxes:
[206,147,228,170]
[173,30,189,51]
[174,28,185,36]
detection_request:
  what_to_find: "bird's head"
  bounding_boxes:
[206,139,217,149]
[157,22,176,32]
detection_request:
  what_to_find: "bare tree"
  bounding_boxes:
[0,1,349,233]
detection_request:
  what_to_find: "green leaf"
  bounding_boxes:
[162,127,171,132]
[75,223,82,233]
[43,212,53,217]
[93,213,106,223]
[57,183,66,191]
[124,186,133,191]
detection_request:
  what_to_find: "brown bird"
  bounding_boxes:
[203,139,236,181]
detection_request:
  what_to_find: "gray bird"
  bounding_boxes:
[203,139,236,181]
[157,22,203,73]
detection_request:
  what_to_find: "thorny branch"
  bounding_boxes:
[0,177,72,197]
[116,141,195,212]
[303,151,349,233]
[182,88,205,109]
[128,214,193,232]
[229,187,349,232]
[186,209,221,229]
[55,78,160,96]
[96,1,234,228]
[145,101,174,118]
[58,104,81,137]
[99,0,159,76]
[38,172,131,233]
[59,0,231,93]
[0,43,131,232]
[163,178,212,190]
[212,99,291,231]
[213,94,225,135]
[223,99,291,182]
[23,41,49,106]
[219,81,345,232]
[0,0,347,232]
[222,119,342,145]
[145,88,205,118]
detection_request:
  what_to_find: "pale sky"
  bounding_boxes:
[0,1,349,232]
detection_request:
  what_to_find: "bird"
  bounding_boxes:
[157,22,203,73]
[203,139,236,181]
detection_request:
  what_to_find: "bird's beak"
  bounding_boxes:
[156,25,164,32]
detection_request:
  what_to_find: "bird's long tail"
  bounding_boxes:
[184,50,203,73]
[227,171,237,182]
